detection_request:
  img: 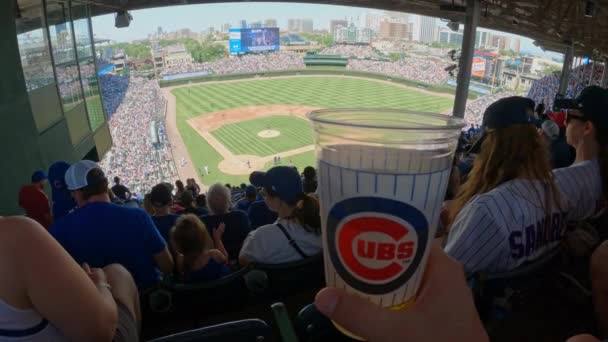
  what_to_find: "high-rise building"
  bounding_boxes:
[239,20,247,29]
[489,34,511,51]
[288,19,313,32]
[379,21,409,40]
[383,10,409,24]
[301,19,314,33]
[476,30,490,49]
[365,13,382,32]
[249,21,263,29]
[330,19,348,35]
[221,23,232,33]
[513,38,521,54]
[419,16,437,43]
[157,26,163,35]
[288,19,300,31]
[334,24,373,44]
[410,15,421,42]
[265,19,277,28]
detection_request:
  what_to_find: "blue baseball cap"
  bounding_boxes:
[468,96,534,154]
[48,161,71,190]
[245,185,257,197]
[31,170,47,183]
[250,166,303,205]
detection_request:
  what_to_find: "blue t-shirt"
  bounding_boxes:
[152,214,180,242]
[234,199,254,212]
[50,201,167,289]
[187,258,230,283]
[248,200,278,230]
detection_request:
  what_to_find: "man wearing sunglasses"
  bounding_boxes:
[553,86,608,222]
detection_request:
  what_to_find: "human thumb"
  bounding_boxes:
[315,287,400,342]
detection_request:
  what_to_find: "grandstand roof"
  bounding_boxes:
[17,0,608,57]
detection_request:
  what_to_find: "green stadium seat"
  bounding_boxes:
[147,319,271,342]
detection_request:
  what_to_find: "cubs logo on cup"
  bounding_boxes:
[327,197,429,294]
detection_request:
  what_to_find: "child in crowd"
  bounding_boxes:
[170,215,230,282]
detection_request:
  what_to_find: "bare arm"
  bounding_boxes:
[238,254,251,267]
[154,247,174,274]
[14,217,117,342]
[209,249,227,264]
[212,223,229,260]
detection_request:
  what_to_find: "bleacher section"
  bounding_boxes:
[280,34,309,46]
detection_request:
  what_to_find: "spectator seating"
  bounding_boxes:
[148,319,272,342]
[150,267,251,317]
[469,247,563,323]
[248,253,324,298]
[295,304,356,342]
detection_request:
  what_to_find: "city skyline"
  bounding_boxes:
[92,2,561,59]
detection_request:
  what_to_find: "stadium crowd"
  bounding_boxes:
[319,44,383,59]
[528,62,606,110]
[8,41,608,340]
[347,57,450,85]
[99,77,176,197]
[462,91,516,126]
[99,74,130,119]
[159,51,305,77]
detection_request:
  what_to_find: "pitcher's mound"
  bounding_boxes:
[258,130,280,138]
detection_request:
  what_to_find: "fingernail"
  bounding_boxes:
[315,288,339,316]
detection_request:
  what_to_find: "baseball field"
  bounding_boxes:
[168,76,454,185]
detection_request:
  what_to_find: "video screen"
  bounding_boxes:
[230,28,280,54]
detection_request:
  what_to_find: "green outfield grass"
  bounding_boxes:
[173,76,454,185]
[211,116,313,156]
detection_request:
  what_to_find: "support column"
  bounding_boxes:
[558,45,574,96]
[602,60,608,88]
[589,58,595,85]
[452,0,480,118]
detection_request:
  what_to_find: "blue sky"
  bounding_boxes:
[92,2,561,59]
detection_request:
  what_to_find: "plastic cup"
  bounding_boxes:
[308,109,465,340]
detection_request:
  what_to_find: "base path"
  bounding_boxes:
[188,105,319,176]
[162,88,202,187]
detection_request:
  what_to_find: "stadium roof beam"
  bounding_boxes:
[81,0,608,57]
[452,0,479,119]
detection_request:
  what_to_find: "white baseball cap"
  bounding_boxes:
[64,160,102,191]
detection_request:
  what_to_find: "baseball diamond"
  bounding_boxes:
[164,75,454,185]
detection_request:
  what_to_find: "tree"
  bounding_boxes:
[108,42,151,59]
[388,52,403,62]
[300,33,334,47]
[542,64,562,76]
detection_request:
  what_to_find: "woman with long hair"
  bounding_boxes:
[174,180,185,204]
[445,97,565,275]
[239,166,322,266]
[171,215,229,282]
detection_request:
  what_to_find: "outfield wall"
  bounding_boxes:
[158,69,478,100]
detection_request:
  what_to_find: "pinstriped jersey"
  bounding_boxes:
[445,179,567,274]
[553,159,604,221]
